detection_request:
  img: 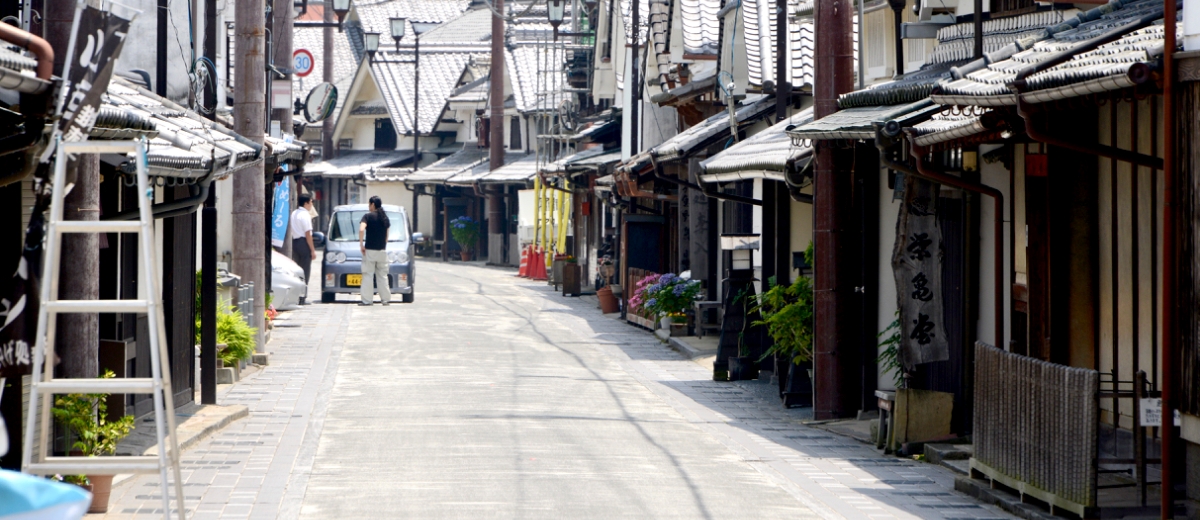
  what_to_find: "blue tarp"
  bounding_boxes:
[0,469,91,519]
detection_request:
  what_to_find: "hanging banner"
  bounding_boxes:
[271,177,292,248]
[1,2,134,377]
[891,175,949,371]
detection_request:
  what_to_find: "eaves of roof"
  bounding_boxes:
[785,100,939,141]
[699,107,813,178]
[932,0,1172,106]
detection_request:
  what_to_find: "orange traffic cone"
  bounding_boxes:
[518,246,529,277]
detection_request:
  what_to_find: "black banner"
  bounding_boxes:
[0,4,133,377]
[891,175,949,372]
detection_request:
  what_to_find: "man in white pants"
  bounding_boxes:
[358,196,391,306]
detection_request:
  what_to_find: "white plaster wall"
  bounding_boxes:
[977,144,1012,353]
[876,165,901,390]
[1097,99,1164,429]
[114,0,192,101]
[788,190,813,283]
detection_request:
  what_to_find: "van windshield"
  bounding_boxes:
[329,211,407,242]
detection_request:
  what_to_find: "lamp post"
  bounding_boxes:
[547,0,565,40]
[364,31,380,61]
[392,20,437,233]
[294,0,352,31]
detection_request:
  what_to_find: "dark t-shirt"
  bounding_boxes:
[360,211,390,250]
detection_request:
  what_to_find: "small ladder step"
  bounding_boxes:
[25,456,165,475]
[55,220,143,233]
[35,378,159,394]
[44,299,149,313]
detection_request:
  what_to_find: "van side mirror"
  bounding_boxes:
[312,231,326,248]
[412,232,425,245]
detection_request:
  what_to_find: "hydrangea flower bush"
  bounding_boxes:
[642,273,702,318]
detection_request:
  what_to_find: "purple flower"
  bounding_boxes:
[647,298,657,308]
[673,285,686,296]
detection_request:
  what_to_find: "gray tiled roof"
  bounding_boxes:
[785,99,939,141]
[928,10,1073,65]
[305,150,414,178]
[624,95,776,172]
[546,148,622,173]
[741,0,820,88]
[837,61,959,109]
[420,8,493,43]
[443,152,541,185]
[934,0,1173,106]
[699,108,813,179]
[507,45,568,113]
[0,45,36,72]
[101,80,262,180]
[906,110,994,147]
[679,0,721,55]
[371,49,478,134]
[353,0,472,40]
[405,145,489,183]
[653,95,776,161]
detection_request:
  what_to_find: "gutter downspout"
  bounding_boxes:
[0,22,53,81]
[107,177,213,220]
[1160,0,1177,512]
[1006,6,1171,169]
[882,127,1004,352]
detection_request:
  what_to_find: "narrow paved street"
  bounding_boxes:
[101,261,1011,519]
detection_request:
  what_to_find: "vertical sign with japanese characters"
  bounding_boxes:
[891,176,949,370]
[1,3,133,377]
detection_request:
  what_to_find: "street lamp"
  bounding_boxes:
[390,17,406,51]
[294,0,352,30]
[332,0,351,22]
[364,31,380,60]
[547,0,565,39]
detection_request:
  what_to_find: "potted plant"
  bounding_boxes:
[728,286,760,380]
[449,215,479,261]
[51,370,136,514]
[642,273,702,337]
[751,243,815,396]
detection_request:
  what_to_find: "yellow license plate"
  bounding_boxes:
[345,274,362,287]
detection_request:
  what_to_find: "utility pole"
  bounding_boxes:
[235,0,268,351]
[490,0,505,171]
[489,0,506,264]
[813,0,857,420]
[322,0,335,162]
[629,0,639,153]
[45,0,99,381]
[272,0,295,259]
[200,0,220,405]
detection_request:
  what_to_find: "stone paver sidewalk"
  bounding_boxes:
[92,303,347,519]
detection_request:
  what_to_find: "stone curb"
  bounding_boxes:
[667,336,714,359]
[111,404,249,489]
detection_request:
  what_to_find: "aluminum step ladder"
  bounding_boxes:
[22,138,186,520]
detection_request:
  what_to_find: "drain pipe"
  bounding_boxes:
[880,127,1004,351]
[107,177,212,220]
[1007,5,1172,170]
[1160,0,1177,512]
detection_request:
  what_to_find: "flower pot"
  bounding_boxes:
[87,475,114,513]
[728,356,758,381]
[597,287,620,314]
[460,251,471,261]
[781,363,813,408]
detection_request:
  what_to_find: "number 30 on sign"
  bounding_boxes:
[294,49,315,77]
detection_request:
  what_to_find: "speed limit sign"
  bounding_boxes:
[294,49,315,77]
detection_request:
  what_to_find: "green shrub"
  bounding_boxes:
[215,305,255,365]
[195,271,257,365]
[51,370,135,457]
[751,242,815,365]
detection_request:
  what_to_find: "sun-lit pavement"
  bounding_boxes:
[97,259,1012,519]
